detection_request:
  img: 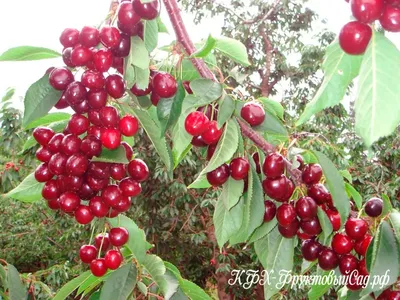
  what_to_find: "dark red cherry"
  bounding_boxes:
[206,164,230,187]
[100,26,121,48]
[102,185,122,208]
[302,163,323,185]
[60,28,79,48]
[33,127,55,146]
[81,70,105,91]
[115,196,131,212]
[229,157,250,180]
[65,81,87,105]
[87,176,109,192]
[132,0,159,20]
[191,135,207,147]
[152,72,177,98]
[104,249,123,270]
[89,196,110,218]
[182,81,193,94]
[150,92,161,106]
[109,227,129,246]
[279,178,295,202]
[81,135,102,158]
[263,153,284,179]
[55,91,69,109]
[100,129,121,150]
[332,233,354,255]
[252,152,261,174]
[130,80,152,96]
[307,184,330,204]
[34,163,53,182]
[107,208,120,218]
[68,114,89,135]
[300,217,322,236]
[49,67,74,91]
[71,45,92,66]
[388,291,400,300]
[326,209,341,231]
[93,49,113,73]
[66,175,84,191]
[262,175,287,201]
[79,245,98,264]
[75,205,94,224]
[350,0,384,23]
[295,196,318,220]
[79,26,100,47]
[118,2,141,26]
[88,89,108,109]
[278,219,300,238]
[387,0,400,7]
[36,146,52,162]
[95,233,110,252]
[358,258,369,276]
[112,57,124,73]
[88,162,111,179]
[117,20,143,37]
[88,109,102,126]
[201,121,223,145]
[65,153,89,176]
[105,74,126,99]
[121,142,133,160]
[380,5,400,32]
[62,47,75,68]
[345,218,368,240]
[276,203,296,227]
[111,33,131,57]
[365,197,383,217]
[110,164,126,180]
[119,115,139,136]
[318,248,339,271]
[48,152,68,175]
[47,133,64,153]
[263,200,276,222]
[90,258,108,277]
[119,178,142,197]
[184,111,210,136]
[58,191,80,212]
[240,101,265,126]
[339,254,358,275]
[354,235,372,256]
[206,144,217,160]
[296,155,305,170]
[339,21,372,55]
[60,134,81,156]
[72,100,90,114]
[99,106,120,128]
[78,182,96,200]
[127,159,149,182]
[301,239,322,261]
[42,179,60,200]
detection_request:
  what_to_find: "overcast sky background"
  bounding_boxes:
[0,0,397,105]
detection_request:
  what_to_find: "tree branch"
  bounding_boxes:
[259,24,273,97]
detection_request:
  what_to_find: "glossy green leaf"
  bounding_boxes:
[7,264,27,300]
[130,36,150,70]
[247,219,277,244]
[137,281,148,296]
[100,263,137,300]
[142,255,168,294]
[134,66,150,91]
[189,79,223,103]
[254,233,269,268]
[92,146,129,164]
[308,269,335,300]
[191,35,216,58]
[53,271,92,300]
[220,177,244,210]
[253,109,287,137]
[214,37,250,66]
[180,279,212,300]
[22,74,63,127]
[355,31,400,147]
[6,173,44,203]
[297,40,362,126]
[258,97,284,120]
[171,109,192,168]
[24,112,71,129]
[157,17,168,33]
[187,174,211,189]
[317,206,333,244]
[144,19,158,52]
[340,169,353,182]
[388,211,400,275]
[124,39,136,88]
[0,46,61,61]
[381,194,393,216]
[217,95,235,128]
[344,183,362,211]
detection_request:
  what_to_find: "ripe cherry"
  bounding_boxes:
[59,192,80,212]
[75,205,94,224]
[95,233,110,252]
[318,248,339,270]
[350,0,384,23]
[71,45,92,66]
[119,178,142,197]
[185,112,210,136]
[240,101,265,126]
[88,89,108,109]
[62,47,75,68]
[206,164,230,186]
[79,26,100,47]
[66,153,89,176]
[229,157,250,180]
[358,258,369,276]
[33,127,55,146]
[278,219,300,238]
[365,197,383,217]
[302,163,323,185]
[102,185,123,208]
[42,179,60,200]
[276,203,297,227]
[206,144,217,160]
[121,142,133,160]
[152,72,178,98]
[90,258,108,277]
[47,199,60,210]
[65,82,87,106]
[79,245,98,264]
[252,152,261,174]
[61,134,81,156]
[66,176,83,191]
[262,175,287,201]
[300,217,322,236]
[81,70,105,91]
[182,81,193,94]
[380,5,400,32]
[48,133,64,153]
[280,178,295,202]
[326,209,341,231]
[110,164,127,180]
[89,196,110,218]
[132,0,160,20]
[101,128,122,150]
[79,183,96,200]
[201,121,223,145]
[104,249,123,270]
[60,28,79,48]
[100,106,120,128]
[48,153,67,175]
[111,33,131,57]
[87,176,109,192]
[127,159,149,182]
[55,91,69,109]
[354,235,372,256]
[263,200,276,222]
[87,162,111,180]
[339,21,372,55]
[301,239,322,261]
[36,147,52,162]
[119,115,139,136]
[117,20,143,37]
[151,92,161,106]
[332,233,354,255]
[388,0,400,8]
[49,67,74,91]
[81,135,102,158]
[105,74,126,99]
[296,155,305,170]
[345,218,368,240]
[307,184,330,204]
[191,135,207,147]
[295,197,318,220]
[93,49,113,73]
[115,196,131,212]
[109,227,129,246]
[339,254,359,275]
[118,2,141,26]
[263,153,284,179]
[100,26,121,48]
[388,291,400,300]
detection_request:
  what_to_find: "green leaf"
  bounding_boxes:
[187,174,211,189]
[340,169,353,182]
[0,46,61,61]
[92,146,129,164]
[361,221,399,296]
[144,19,158,52]
[134,66,150,90]
[53,271,92,300]
[248,219,277,244]
[191,35,216,58]
[7,264,27,300]
[137,281,148,296]
[220,177,244,210]
[130,36,150,70]
[89,291,100,300]
[180,279,212,300]
[317,206,333,244]
[381,194,393,216]
[142,255,168,294]
[217,95,235,128]
[253,110,287,137]
[214,37,250,66]
[213,197,244,249]
[22,74,63,127]
[171,111,192,168]
[77,274,107,295]
[254,234,269,268]
[100,263,137,300]
[157,17,168,33]
[312,150,350,225]
[2,87,15,102]
[355,30,400,147]
[189,79,223,103]
[258,97,284,120]
[124,40,135,88]
[345,183,363,210]
[108,215,147,263]
[24,112,71,130]
[388,211,400,275]
[6,173,44,203]
[296,40,362,126]
[308,270,335,300]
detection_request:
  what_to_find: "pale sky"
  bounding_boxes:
[0,0,398,104]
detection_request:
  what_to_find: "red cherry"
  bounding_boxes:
[95,233,111,252]
[302,164,323,185]
[69,114,89,135]
[388,291,400,300]
[295,197,318,220]
[100,106,120,128]
[48,153,68,175]
[88,89,108,109]
[81,70,105,91]
[117,21,143,37]
[47,199,60,210]
[115,195,132,212]
[36,147,53,162]
[71,45,92,66]
[262,175,287,201]
[79,245,98,264]
[326,209,341,231]
[78,183,96,200]
[296,155,305,170]
[332,233,354,255]
[121,142,133,160]
[339,254,359,275]
[119,178,142,197]
[81,135,102,158]
[111,33,131,57]
[47,133,64,153]
[276,203,297,227]
[101,128,122,150]
[263,200,276,222]
[350,0,384,23]
[87,176,109,192]
[206,164,230,187]
[201,121,223,145]
[61,134,82,156]
[60,28,79,48]
[184,111,210,136]
[105,74,126,99]
[182,81,193,94]
[206,144,217,161]
[66,175,84,192]
[65,153,89,176]
[119,115,139,136]
[62,47,75,68]
[307,184,331,204]
[109,227,129,247]
[90,258,108,277]
[339,21,372,55]
[33,127,55,146]
[262,153,285,179]
[358,258,369,275]
[107,208,120,218]
[301,239,322,261]
[79,26,100,48]
[252,152,261,174]
[130,81,152,96]
[49,67,74,91]
[300,217,322,236]
[132,0,160,20]
[89,196,110,218]
[240,101,265,126]
[55,91,69,109]
[380,5,400,32]
[279,178,295,202]
[152,72,178,98]
[150,92,161,106]
[229,157,249,180]
[75,205,94,224]
[278,219,300,238]
[110,164,127,180]
[318,248,339,270]
[102,185,123,208]
[354,235,372,256]
[388,0,400,7]
[100,26,121,48]
[127,159,149,182]
[104,249,123,270]
[59,192,80,212]
[365,197,383,217]
[191,135,207,147]
[345,218,368,240]
[42,179,60,200]
[93,49,113,73]
[118,2,141,26]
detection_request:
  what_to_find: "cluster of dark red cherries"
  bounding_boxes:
[339,0,400,55]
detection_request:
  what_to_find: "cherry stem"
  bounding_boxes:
[162,0,303,184]
[98,227,107,259]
